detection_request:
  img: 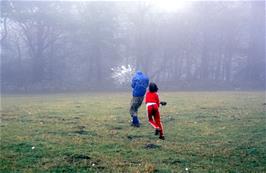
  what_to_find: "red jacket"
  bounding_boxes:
[145,91,160,107]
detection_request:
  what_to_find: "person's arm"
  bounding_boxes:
[156,93,160,107]
[145,77,149,88]
[131,77,136,88]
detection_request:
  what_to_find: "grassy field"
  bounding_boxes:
[1,92,265,173]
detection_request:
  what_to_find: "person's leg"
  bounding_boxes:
[134,97,144,115]
[154,107,164,137]
[147,105,159,129]
[129,97,137,117]
[129,97,143,126]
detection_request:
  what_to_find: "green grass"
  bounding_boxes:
[1,92,265,173]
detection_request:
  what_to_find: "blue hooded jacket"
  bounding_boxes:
[131,71,149,97]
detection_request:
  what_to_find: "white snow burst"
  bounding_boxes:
[111,65,135,86]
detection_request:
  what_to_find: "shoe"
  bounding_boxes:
[155,129,160,135]
[132,116,139,123]
[131,122,140,127]
[131,123,140,127]
[131,116,140,127]
[159,136,165,140]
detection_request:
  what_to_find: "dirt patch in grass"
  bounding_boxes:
[144,143,161,149]
[72,129,92,135]
[66,154,91,163]
[127,135,145,140]
[1,112,18,121]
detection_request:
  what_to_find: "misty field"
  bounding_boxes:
[1,92,265,173]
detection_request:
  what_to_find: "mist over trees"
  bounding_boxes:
[1,1,265,92]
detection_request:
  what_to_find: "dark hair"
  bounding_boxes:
[149,82,158,92]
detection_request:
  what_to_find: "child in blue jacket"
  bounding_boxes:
[129,71,149,127]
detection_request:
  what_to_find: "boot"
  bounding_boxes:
[155,128,160,135]
[159,135,165,140]
[131,116,140,127]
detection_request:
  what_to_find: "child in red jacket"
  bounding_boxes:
[145,82,165,140]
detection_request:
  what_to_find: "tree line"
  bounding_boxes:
[1,1,265,92]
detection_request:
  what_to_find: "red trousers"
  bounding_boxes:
[147,104,163,136]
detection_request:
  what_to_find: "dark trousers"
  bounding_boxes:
[129,96,144,117]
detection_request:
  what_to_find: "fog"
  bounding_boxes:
[1,0,265,92]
